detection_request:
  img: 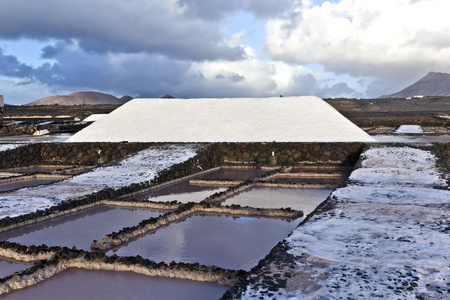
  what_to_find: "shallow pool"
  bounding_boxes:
[0,178,66,192]
[0,258,30,279]
[223,187,332,215]
[108,214,299,271]
[1,268,230,300]
[0,206,165,251]
[199,168,268,181]
[133,180,226,203]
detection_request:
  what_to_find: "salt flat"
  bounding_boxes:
[242,146,449,299]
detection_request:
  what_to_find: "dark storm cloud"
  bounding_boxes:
[0,0,245,61]
[32,48,191,98]
[177,0,242,20]
[246,0,296,18]
[0,49,33,78]
[178,0,296,20]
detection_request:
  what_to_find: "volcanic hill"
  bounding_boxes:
[381,71,450,98]
[25,91,129,106]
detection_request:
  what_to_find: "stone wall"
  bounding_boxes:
[0,141,364,172]
[214,142,364,165]
[437,142,450,169]
[0,142,152,168]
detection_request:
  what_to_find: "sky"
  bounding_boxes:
[0,0,449,105]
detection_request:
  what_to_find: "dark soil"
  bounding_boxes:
[2,97,449,130]
[325,97,450,127]
[3,104,121,121]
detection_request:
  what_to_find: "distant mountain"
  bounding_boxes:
[25,91,126,106]
[120,95,134,102]
[381,72,450,98]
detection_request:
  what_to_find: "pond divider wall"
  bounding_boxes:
[0,242,243,295]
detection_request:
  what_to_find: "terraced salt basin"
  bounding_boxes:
[1,269,229,300]
[108,214,299,271]
[268,177,344,185]
[0,206,166,251]
[268,168,351,185]
[0,258,30,279]
[223,187,333,216]
[133,181,226,203]
[198,168,268,180]
[0,165,79,174]
[0,178,66,192]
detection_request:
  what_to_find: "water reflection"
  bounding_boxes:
[108,214,300,271]
[0,206,165,251]
[2,269,230,300]
[0,258,30,279]
[223,187,332,215]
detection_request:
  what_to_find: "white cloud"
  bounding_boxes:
[265,0,450,80]
[3,0,448,102]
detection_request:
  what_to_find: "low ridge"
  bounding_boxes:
[26,91,125,106]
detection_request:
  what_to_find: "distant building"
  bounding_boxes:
[413,95,424,99]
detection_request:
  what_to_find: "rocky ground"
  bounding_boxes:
[2,104,120,123]
[325,97,450,127]
[2,97,449,128]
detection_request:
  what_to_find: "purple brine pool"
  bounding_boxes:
[0,258,30,279]
[0,206,166,251]
[2,268,230,300]
[133,181,226,203]
[222,187,332,215]
[199,168,268,181]
[108,214,300,271]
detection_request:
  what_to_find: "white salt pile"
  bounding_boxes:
[67,97,375,143]
[82,114,108,122]
[395,125,423,133]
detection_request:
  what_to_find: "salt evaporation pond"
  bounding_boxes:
[108,214,299,271]
[2,269,229,300]
[223,187,332,215]
[0,206,165,251]
[145,188,226,203]
[199,168,268,180]
[268,176,344,185]
[0,178,66,192]
[133,181,226,203]
[0,258,30,279]
[1,165,76,174]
